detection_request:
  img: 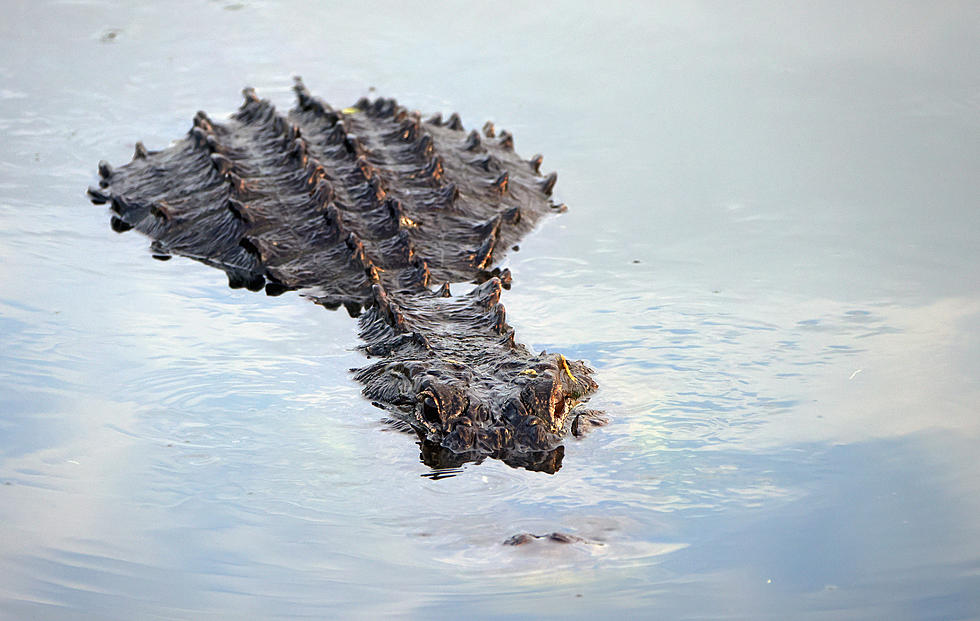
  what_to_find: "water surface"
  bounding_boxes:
[1,1,978,619]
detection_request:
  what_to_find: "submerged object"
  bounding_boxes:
[89,78,603,472]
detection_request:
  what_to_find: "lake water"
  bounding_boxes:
[1,1,978,619]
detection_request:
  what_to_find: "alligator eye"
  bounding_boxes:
[422,396,440,424]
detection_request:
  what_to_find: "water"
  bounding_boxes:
[1,1,978,618]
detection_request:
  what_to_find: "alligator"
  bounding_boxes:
[88,78,603,473]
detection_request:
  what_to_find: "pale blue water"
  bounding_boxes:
[1,2,978,619]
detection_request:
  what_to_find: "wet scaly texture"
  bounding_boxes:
[88,79,600,472]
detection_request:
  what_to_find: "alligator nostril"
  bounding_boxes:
[422,396,440,424]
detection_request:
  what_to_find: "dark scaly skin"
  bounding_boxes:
[88,78,601,472]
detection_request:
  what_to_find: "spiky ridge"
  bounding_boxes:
[89,78,599,471]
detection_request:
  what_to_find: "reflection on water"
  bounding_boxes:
[418,438,566,475]
[1,1,978,619]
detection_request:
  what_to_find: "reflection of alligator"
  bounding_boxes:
[503,532,600,546]
[88,79,603,473]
